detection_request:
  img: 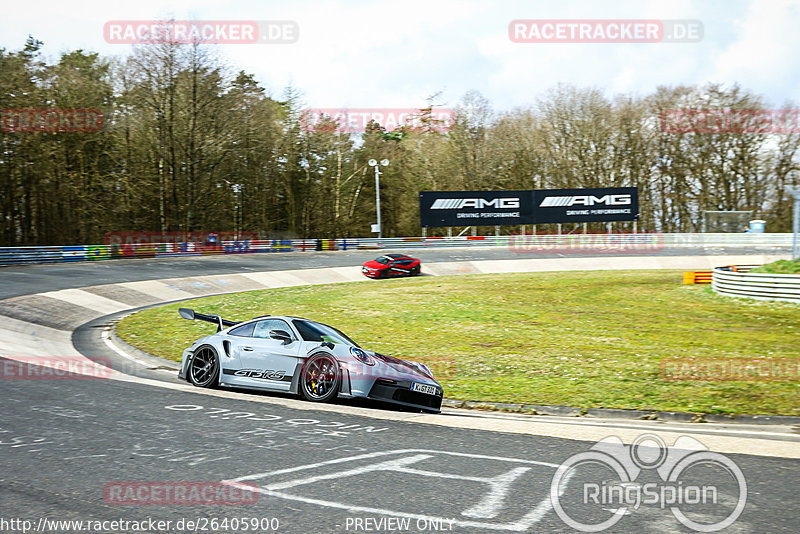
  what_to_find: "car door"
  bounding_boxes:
[226,318,300,391]
[389,258,412,276]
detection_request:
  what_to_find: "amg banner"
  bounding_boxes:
[419,190,534,227]
[419,187,638,227]
[532,187,639,224]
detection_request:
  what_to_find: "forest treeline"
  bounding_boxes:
[1,36,799,246]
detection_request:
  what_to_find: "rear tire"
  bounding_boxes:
[411,266,421,276]
[187,345,220,388]
[299,352,340,403]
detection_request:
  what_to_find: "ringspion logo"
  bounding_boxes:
[551,434,746,532]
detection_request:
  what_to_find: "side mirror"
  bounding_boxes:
[269,330,293,344]
[178,308,195,320]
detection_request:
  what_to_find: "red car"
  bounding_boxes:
[361,254,421,278]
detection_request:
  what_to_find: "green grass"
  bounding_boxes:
[751,259,800,274]
[117,270,800,415]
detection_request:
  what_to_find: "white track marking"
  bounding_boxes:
[231,449,561,482]
[225,449,570,532]
[101,328,160,370]
[460,467,531,519]
[264,454,433,491]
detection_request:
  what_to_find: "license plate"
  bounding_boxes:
[411,382,438,396]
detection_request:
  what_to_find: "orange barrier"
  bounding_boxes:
[683,271,712,284]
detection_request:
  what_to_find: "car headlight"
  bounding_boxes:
[411,361,432,375]
[350,347,375,365]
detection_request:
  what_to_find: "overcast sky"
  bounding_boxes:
[3,0,799,112]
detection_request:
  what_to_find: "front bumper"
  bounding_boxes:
[361,266,381,278]
[368,379,443,413]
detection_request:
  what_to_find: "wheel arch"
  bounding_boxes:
[296,350,343,402]
[187,343,221,388]
[289,348,339,394]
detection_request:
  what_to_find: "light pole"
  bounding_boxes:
[786,185,800,259]
[231,183,243,241]
[368,158,389,239]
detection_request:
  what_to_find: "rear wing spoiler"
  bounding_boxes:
[179,308,241,332]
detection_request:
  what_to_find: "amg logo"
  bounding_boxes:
[540,194,632,207]
[431,198,521,209]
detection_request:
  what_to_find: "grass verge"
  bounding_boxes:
[117,270,800,415]
[750,259,800,274]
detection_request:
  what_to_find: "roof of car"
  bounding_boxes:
[383,253,407,259]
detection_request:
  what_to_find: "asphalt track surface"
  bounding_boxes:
[1,246,799,533]
[0,245,789,300]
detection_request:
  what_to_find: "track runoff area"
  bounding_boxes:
[2,228,799,534]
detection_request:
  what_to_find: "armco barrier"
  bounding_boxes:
[0,240,293,265]
[0,233,793,266]
[712,265,800,303]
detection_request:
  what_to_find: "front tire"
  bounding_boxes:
[187,345,220,388]
[299,352,340,402]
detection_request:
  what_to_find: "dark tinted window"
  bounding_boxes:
[292,320,359,347]
[375,256,391,265]
[228,322,255,337]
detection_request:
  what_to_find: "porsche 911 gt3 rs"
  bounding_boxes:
[177,308,443,413]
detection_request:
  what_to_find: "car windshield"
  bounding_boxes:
[292,319,360,347]
[374,256,392,265]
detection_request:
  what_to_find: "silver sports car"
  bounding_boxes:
[176,308,443,413]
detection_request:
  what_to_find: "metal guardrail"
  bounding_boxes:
[0,233,794,267]
[712,265,800,303]
[343,233,794,249]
